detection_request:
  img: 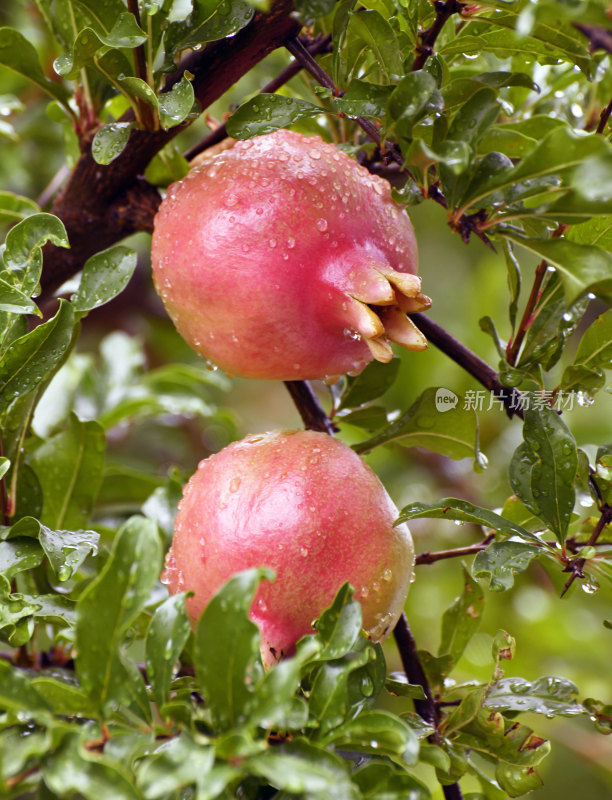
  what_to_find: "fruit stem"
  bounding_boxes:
[283,381,337,435]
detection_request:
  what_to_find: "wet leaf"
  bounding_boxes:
[439,567,485,664]
[145,593,191,708]
[473,541,542,591]
[0,26,71,106]
[91,122,133,165]
[485,676,584,716]
[226,94,323,139]
[72,245,137,315]
[337,358,400,412]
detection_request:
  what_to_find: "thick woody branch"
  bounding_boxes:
[41,0,300,296]
[283,381,337,435]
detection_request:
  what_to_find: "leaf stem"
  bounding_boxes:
[596,97,612,135]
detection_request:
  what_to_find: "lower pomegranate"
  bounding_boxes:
[163,430,414,666]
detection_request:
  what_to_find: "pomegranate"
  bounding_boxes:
[163,430,415,666]
[151,129,430,381]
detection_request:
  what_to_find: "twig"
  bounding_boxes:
[596,97,612,135]
[184,34,333,161]
[408,314,525,419]
[393,612,438,726]
[506,259,547,366]
[560,505,612,597]
[416,533,495,565]
[573,22,612,55]
[283,381,337,435]
[284,37,417,182]
[412,0,466,72]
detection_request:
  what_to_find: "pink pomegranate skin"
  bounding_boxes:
[151,129,429,381]
[163,430,414,666]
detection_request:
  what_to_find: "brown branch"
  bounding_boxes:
[409,314,525,419]
[185,34,332,161]
[40,0,301,297]
[284,381,338,435]
[506,259,547,366]
[393,612,438,726]
[573,22,612,55]
[560,505,612,597]
[597,97,612,135]
[416,533,495,565]
[412,0,466,72]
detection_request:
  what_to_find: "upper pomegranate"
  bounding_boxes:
[151,129,430,381]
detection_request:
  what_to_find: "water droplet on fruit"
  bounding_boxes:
[316,218,328,232]
[300,547,309,557]
[229,476,241,493]
[256,207,264,215]
[360,586,369,599]
[372,581,380,593]
[382,568,393,582]
[226,194,238,207]
[269,238,277,248]
[287,237,295,249]
[309,149,321,159]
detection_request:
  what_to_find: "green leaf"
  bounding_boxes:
[396,498,544,545]
[495,762,544,797]
[4,212,68,292]
[443,685,488,736]
[338,357,400,412]
[248,740,356,799]
[333,80,394,118]
[76,516,162,715]
[167,0,255,52]
[352,761,431,799]
[447,88,500,146]
[247,637,319,730]
[473,542,542,591]
[460,127,611,212]
[72,246,137,315]
[583,697,612,734]
[407,138,472,176]
[348,10,402,83]
[0,191,39,225]
[353,387,481,464]
[0,659,51,716]
[194,567,272,730]
[43,732,141,800]
[158,74,195,129]
[29,414,105,531]
[0,27,71,107]
[387,71,438,136]
[0,300,75,417]
[573,309,612,372]
[456,706,551,767]
[226,94,324,139]
[311,582,362,660]
[308,647,374,736]
[0,277,39,316]
[91,123,133,165]
[145,593,191,708]
[39,527,100,581]
[323,709,419,764]
[499,232,612,304]
[509,406,577,543]
[439,567,485,664]
[136,732,215,800]
[485,676,584,717]
[492,629,515,665]
[0,538,44,579]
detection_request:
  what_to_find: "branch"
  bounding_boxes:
[416,533,495,565]
[560,504,612,597]
[412,0,466,72]
[409,314,524,419]
[283,381,337,435]
[393,612,438,726]
[41,0,301,296]
[184,34,333,161]
[573,22,612,55]
[597,97,612,135]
